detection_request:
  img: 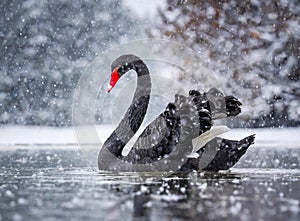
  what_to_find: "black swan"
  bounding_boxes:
[98,54,255,172]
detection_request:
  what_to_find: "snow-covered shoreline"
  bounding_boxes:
[0,125,299,150]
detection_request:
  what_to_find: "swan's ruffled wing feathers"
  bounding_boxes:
[124,89,241,163]
[204,88,242,119]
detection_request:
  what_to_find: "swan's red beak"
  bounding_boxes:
[107,67,120,93]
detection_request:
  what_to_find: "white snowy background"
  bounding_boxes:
[0,0,299,137]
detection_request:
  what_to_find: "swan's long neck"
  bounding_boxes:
[100,60,151,159]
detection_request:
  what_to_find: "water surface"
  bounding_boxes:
[0,146,299,221]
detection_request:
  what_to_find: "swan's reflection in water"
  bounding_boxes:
[0,148,299,221]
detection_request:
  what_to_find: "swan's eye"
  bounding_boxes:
[107,66,120,93]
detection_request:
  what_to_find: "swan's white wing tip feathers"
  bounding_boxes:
[192,125,230,152]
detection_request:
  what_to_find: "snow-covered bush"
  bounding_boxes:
[150,0,300,127]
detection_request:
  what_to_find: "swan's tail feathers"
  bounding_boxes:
[179,134,255,172]
[192,125,230,153]
[202,134,255,172]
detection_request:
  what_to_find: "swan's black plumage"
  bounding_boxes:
[180,135,255,172]
[98,54,254,172]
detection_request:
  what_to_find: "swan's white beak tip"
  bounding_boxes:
[107,84,113,93]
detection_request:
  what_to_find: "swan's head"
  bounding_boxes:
[107,54,141,92]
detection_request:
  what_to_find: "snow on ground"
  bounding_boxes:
[0,125,77,145]
[0,125,300,149]
[0,125,299,150]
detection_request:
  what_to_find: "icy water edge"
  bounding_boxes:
[0,146,299,221]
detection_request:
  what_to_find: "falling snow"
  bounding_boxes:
[0,1,300,221]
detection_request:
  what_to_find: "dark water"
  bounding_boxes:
[0,146,299,221]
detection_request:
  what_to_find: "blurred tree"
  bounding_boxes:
[150,0,300,127]
[0,0,138,126]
